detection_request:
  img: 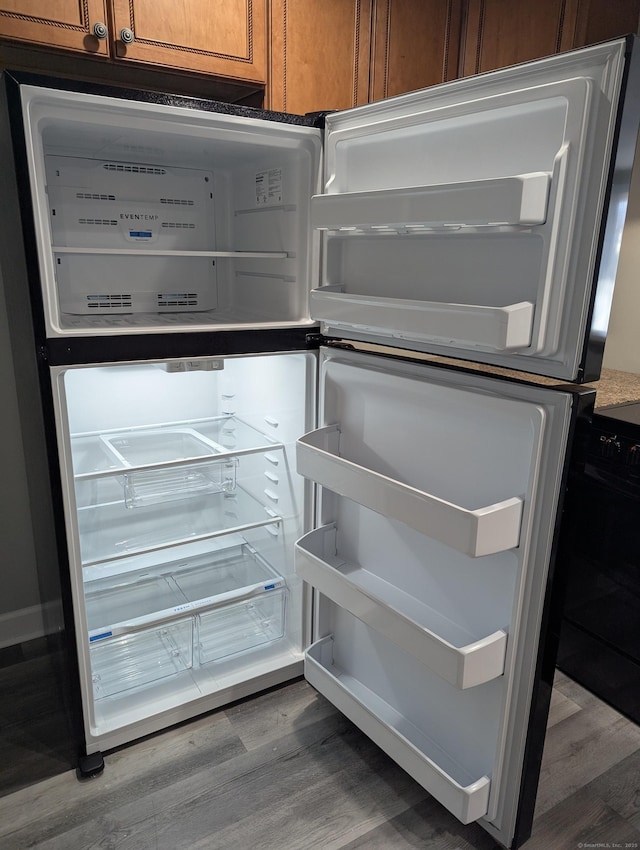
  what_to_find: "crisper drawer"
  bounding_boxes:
[197,590,287,665]
[90,619,194,699]
[84,542,289,699]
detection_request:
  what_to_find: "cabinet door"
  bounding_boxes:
[269,0,372,114]
[369,0,463,100]
[110,0,266,82]
[0,0,109,55]
[461,0,579,76]
[573,0,640,48]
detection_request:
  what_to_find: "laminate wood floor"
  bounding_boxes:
[1,670,640,850]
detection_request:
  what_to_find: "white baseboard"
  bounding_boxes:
[0,601,63,649]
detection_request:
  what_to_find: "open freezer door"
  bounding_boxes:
[310,37,640,382]
[295,346,591,848]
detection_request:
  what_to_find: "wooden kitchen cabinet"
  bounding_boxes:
[0,1,109,56]
[369,0,463,100]
[460,0,640,77]
[268,0,372,114]
[110,0,266,82]
[0,0,267,83]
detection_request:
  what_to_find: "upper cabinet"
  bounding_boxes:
[460,0,640,77]
[110,0,266,82]
[0,1,110,56]
[0,0,267,83]
[0,0,638,108]
[268,0,372,113]
[369,0,463,100]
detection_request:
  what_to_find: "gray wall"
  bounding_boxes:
[0,267,48,646]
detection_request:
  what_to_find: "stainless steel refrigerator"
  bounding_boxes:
[1,35,638,848]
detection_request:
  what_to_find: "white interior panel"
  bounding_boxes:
[21,86,322,336]
[300,347,574,841]
[51,351,316,752]
[315,41,628,379]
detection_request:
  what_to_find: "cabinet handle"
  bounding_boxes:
[92,22,108,39]
[119,28,135,45]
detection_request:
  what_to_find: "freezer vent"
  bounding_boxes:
[158,293,199,307]
[78,218,118,226]
[162,222,196,229]
[86,294,132,309]
[76,193,116,201]
[103,164,166,175]
[160,198,195,206]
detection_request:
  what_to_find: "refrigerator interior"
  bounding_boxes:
[311,40,629,380]
[19,83,322,336]
[296,348,575,843]
[52,351,315,752]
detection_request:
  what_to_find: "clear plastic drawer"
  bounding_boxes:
[197,590,287,665]
[90,618,193,699]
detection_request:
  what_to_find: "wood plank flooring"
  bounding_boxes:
[1,671,640,850]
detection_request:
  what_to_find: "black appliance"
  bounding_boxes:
[558,400,640,723]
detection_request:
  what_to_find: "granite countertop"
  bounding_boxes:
[593,368,640,409]
[347,342,640,408]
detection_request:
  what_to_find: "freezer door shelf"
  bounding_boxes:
[306,636,491,824]
[295,525,507,689]
[310,289,535,351]
[311,173,551,231]
[297,425,523,557]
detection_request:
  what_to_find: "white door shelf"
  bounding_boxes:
[295,525,507,688]
[296,425,523,557]
[311,173,550,231]
[310,289,535,351]
[306,636,491,824]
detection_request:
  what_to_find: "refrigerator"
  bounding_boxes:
[1,34,639,849]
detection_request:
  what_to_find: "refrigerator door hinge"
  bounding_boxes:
[305,333,324,348]
[37,344,49,363]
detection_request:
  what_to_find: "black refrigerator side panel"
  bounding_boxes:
[510,389,595,848]
[580,35,640,383]
[0,76,85,770]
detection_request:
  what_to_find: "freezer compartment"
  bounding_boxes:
[89,619,194,699]
[297,424,523,557]
[306,635,491,824]
[296,524,507,688]
[22,86,321,336]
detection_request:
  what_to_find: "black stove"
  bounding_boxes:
[557,400,640,724]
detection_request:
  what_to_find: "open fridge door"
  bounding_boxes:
[311,37,640,382]
[296,346,587,848]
